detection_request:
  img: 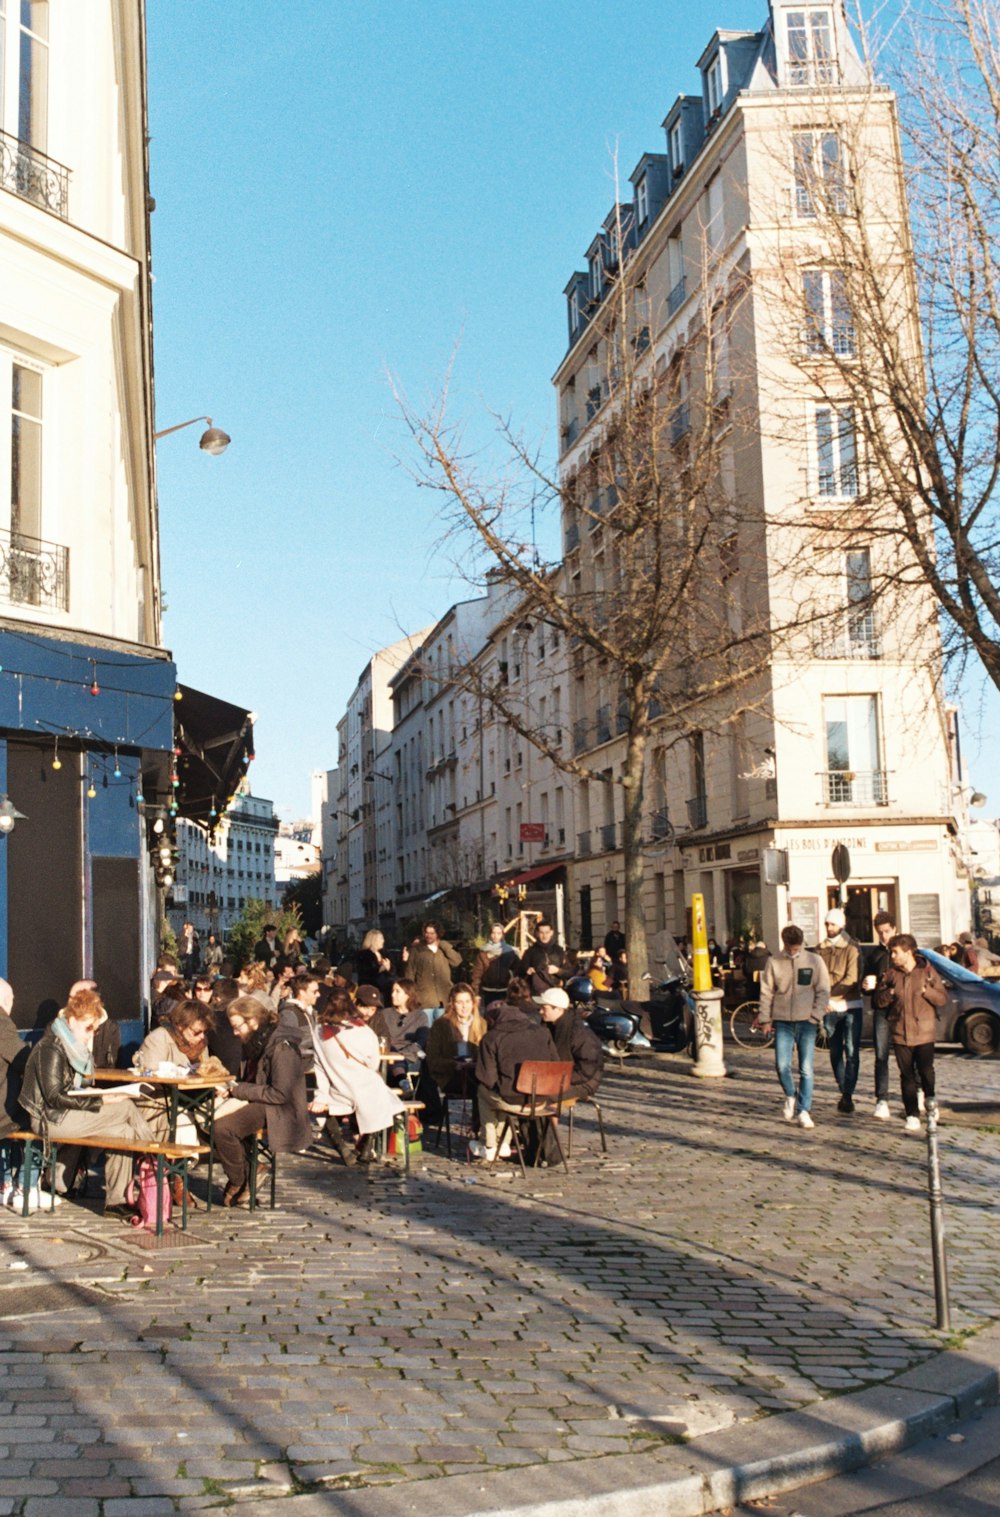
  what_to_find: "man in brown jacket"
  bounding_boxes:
[817,907,862,1115]
[407,921,462,1017]
[872,933,947,1132]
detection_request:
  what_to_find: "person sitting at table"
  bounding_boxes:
[472,995,558,1162]
[354,983,392,1046]
[383,979,429,1093]
[309,988,406,1166]
[418,982,486,1130]
[135,999,211,1075]
[18,988,156,1217]
[237,960,278,1012]
[212,996,312,1207]
[586,947,614,993]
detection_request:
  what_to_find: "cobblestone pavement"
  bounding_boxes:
[0,1044,998,1514]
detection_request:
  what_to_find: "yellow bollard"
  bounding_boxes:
[690,893,713,993]
[689,892,727,1078]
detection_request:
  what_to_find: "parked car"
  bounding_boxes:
[910,949,1000,1056]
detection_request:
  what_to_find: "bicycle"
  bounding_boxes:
[729,1003,830,1051]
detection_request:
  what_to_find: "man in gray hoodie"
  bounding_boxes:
[757,925,831,1130]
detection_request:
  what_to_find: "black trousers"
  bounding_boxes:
[893,1042,935,1117]
[213,1101,269,1185]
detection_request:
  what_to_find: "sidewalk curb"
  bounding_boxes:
[246,1319,1000,1517]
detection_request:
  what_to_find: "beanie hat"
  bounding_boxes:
[824,907,846,931]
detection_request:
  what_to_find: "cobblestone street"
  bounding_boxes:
[1,1045,998,1514]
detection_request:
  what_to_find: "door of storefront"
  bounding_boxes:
[826,882,898,943]
[728,867,763,941]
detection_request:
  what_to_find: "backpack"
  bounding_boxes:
[125,1158,171,1231]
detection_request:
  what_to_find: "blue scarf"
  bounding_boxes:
[51,1017,95,1085]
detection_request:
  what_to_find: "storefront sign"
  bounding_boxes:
[789,896,820,945]
[737,848,760,863]
[778,835,867,852]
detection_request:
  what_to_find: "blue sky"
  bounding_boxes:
[147,1,999,818]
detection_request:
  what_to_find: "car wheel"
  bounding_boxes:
[962,1011,1000,1056]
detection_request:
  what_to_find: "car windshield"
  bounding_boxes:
[922,948,981,985]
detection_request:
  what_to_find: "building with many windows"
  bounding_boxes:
[554,0,971,951]
[168,783,278,943]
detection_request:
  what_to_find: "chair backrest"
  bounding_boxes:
[515,1060,573,1101]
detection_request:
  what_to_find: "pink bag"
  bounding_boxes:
[125,1158,171,1230]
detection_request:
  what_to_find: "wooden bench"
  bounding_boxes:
[6,1130,206,1236]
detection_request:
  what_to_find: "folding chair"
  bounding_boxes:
[567,1094,608,1157]
[490,1060,577,1178]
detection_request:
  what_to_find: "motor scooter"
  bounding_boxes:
[566,975,652,1054]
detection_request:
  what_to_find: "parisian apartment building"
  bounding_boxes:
[0,3,253,1038]
[318,0,976,954]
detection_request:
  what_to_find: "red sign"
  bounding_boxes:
[519,822,545,843]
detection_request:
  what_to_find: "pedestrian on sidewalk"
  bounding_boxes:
[872,934,947,1132]
[861,910,896,1121]
[407,921,462,1021]
[817,908,863,1115]
[757,925,830,1130]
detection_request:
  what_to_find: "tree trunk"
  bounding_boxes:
[622,710,650,1003]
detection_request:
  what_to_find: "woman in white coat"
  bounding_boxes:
[310,989,405,1165]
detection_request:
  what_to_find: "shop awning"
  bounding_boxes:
[174,683,254,826]
[502,861,566,889]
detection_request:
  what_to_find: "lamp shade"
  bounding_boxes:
[199,426,231,456]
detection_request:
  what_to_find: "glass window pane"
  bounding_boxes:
[838,407,857,495]
[846,548,871,605]
[12,363,41,419]
[816,406,835,493]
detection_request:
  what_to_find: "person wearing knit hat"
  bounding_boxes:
[0,978,28,1205]
[818,906,862,1115]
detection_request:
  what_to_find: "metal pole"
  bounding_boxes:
[925,1102,951,1331]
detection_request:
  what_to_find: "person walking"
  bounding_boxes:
[872,934,947,1132]
[817,907,863,1115]
[756,925,830,1130]
[861,910,896,1120]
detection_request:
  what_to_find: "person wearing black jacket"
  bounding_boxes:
[520,922,572,997]
[536,988,604,1099]
[474,999,557,1160]
[213,996,312,1206]
[861,910,896,1121]
[0,977,28,1202]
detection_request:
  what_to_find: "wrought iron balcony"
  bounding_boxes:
[648,808,672,841]
[813,612,881,660]
[0,529,69,611]
[577,830,592,856]
[599,821,619,852]
[0,130,70,220]
[823,769,888,806]
[686,795,708,829]
[668,275,686,315]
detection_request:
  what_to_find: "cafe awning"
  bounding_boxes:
[502,861,566,889]
[174,682,254,827]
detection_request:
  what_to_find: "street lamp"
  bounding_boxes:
[154,415,231,456]
[0,795,28,834]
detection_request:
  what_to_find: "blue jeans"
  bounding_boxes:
[872,1008,891,1101]
[774,1020,818,1113]
[824,1007,863,1099]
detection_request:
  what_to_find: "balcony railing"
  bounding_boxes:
[686,794,708,829]
[648,808,672,841]
[0,130,70,219]
[823,769,888,806]
[0,529,69,611]
[671,403,691,445]
[599,821,618,852]
[577,830,592,855]
[668,275,686,315]
[813,613,882,660]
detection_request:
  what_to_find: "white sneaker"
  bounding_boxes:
[917,1089,926,1114]
[873,1101,891,1121]
[498,1139,512,1158]
[483,1145,498,1162]
[797,1110,815,1130]
[904,1115,921,1133]
[783,1096,796,1122]
[467,1139,487,1160]
[0,1181,14,1207]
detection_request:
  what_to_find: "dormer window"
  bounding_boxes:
[669,119,684,175]
[589,253,603,301]
[787,9,836,86]
[706,54,724,117]
[636,176,649,226]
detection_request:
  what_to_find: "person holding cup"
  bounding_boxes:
[862,910,897,1121]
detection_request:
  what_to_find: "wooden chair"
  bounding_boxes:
[489,1060,576,1178]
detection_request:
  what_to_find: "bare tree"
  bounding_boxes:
[397,196,814,995]
[763,0,1000,700]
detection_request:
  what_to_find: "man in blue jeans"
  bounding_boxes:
[861,910,896,1120]
[818,907,863,1115]
[757,925,831,1130]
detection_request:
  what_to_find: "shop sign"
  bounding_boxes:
[778,834,866,852]
[737,848,760,863]
[875,840,938,852]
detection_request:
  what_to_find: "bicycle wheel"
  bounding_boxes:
[729,1002,774,1049]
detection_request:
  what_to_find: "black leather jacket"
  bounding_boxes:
[20,1027,101,1126]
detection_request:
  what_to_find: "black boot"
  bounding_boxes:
[356,1134,377,1164]
[324,1119,358,1167]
